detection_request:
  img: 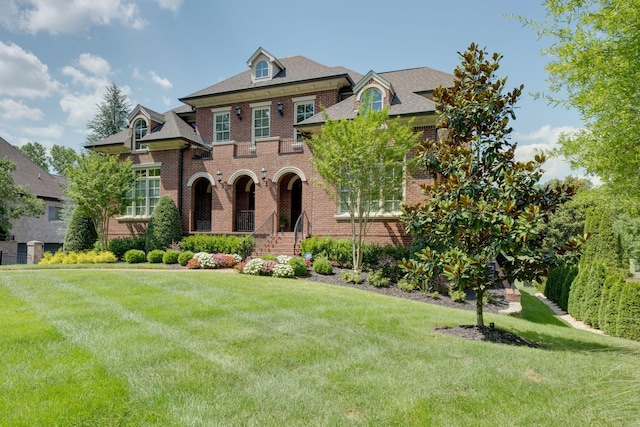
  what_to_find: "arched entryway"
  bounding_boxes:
[193,178,212,232]
[234,176,255,232]
[278,173,302,232]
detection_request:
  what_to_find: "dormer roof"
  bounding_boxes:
[128,104,165,125]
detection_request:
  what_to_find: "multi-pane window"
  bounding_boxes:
[338,166,404,214]
[295,101,314,142]
[256,60,269,79]
[253,107,270,139]
[134,118,148,150]
[214,112,230,142]
[362,88,383,112]
[125,167,160,217]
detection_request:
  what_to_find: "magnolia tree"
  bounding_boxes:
[308,102,419,275]
[401,43,579,327]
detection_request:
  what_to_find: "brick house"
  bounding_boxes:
[0,136,66,264]
[86,48,453,254]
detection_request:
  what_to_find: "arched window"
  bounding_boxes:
[256,60,269,79]
[133,118,147,150]
[362,87,383,112]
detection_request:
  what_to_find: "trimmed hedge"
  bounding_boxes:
[180,234,252,256]
[178,251,194,266]
[124,249,146,264]
[162,250,180,264]
[108,236,146,260]
[147,249,165,264]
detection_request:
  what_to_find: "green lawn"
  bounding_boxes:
[1,269,638,426]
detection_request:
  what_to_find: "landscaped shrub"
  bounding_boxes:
[180,234,248,255]
[330,239,352,268]
[261,253,277,261]
[616,281,640,341]
[178,251,194,266]
[147,249,165,263]
[108,236,146,260]
[342,270,363,284]
[145,196,183,252]
[312,256,333,275]
[40,250,116,264]
[63,207,98,252]
[598,269,627,333]
[124,249,146,264]
[272,263,295,278]
[368,269,390,288]
[397,278,417,292]
[93,251,117,263]
[186,258,201,269]
[162,250,180,264]
[288,257,308,277]
[449,288,466,303]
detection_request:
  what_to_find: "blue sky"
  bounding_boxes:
[0,0,585,181]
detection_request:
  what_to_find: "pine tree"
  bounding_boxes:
[86,82,131,144]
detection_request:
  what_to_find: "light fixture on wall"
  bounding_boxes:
[277,101,284,116]
[261,167,268,187]
[216,170,224,188]
[235,105,242,120]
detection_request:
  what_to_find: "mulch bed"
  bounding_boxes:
[304,267,542,348]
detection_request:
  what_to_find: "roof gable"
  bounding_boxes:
[0,136,65,200]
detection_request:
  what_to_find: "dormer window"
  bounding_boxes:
[133,118,148,150]
[362,87,383,112]
[256,60,269,79]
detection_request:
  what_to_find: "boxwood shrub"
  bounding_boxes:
[124,249,146,264]
[162,250,180,264]
[178,251,194,266]
[147,249,165,264]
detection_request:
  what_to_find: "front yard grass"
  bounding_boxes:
[1,269,639,426]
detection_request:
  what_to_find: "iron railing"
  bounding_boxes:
[0,251,27,265]
[234,142,257,158]
[279,139,304,155]
[235,210,255,232]
[239,211,275,260]
[293,211,311,255]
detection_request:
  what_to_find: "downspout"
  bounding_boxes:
[178,143,188,218]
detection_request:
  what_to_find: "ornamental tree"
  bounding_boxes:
[522,0,640,197]
[307,100,420,275]
[401,44,577,327]
[65,152,134,251]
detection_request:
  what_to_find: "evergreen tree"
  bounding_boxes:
[63,206,98,252]
[145,196,183,252]
[86,82,131,144]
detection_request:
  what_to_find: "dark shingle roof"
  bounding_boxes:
[300,66,454,125]
[140,110,208,147]
[0,136,65,200]
[181,55,363,101]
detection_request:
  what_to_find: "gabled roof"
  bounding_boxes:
[85,108,209,151]
[247,47,285,71]
[0,136,65,200]
[129,104,165,124]
[180,55,362,103]
[353,70,394,94]
[298,66,454,127]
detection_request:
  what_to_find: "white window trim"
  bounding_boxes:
[294,96,316,141]
[119,163,162,220]
[132,117,149,152]
[253,59,271,81]
[251,101,271,143]
[357,83,386,110]
[212,106,232,144]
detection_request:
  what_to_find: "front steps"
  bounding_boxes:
[251,232,299,258]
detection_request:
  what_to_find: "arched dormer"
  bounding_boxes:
[353,71,394,112]
[128,104,165,151]
[247,47,285,83]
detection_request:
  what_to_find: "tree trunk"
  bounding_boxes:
[476,288,485,327]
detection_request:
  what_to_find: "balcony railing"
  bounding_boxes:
[279,139,304,154]
[235,210,255,232]
[234,142,257,158]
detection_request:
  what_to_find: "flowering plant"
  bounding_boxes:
[193,252,215,269]
[272,263,295,278]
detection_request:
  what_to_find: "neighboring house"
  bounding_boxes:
[0,136,66,264]
[86,47,453,253]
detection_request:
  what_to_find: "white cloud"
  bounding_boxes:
[153,0,184,12]
[0,0,146,34]
[0,41,60,98]
[162,96,172,107]
[514,124,586,182]
[0,98,44,120]
[150,71,173,89]
[77,53,111,76]
[23,123,64,139]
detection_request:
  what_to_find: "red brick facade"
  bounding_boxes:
[100,50,447,251]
